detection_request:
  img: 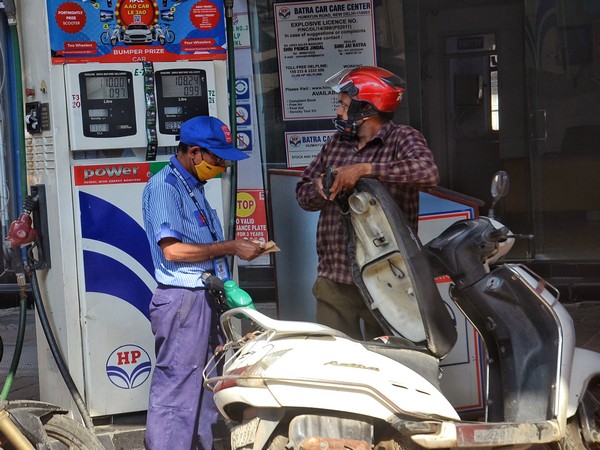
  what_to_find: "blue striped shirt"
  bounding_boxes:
[142,155,224,288]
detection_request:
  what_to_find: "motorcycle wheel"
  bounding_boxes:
[100,31,110,45]
[42,414,104,450]
[165,30,175,43]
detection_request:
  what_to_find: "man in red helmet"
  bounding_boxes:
[296,66,439,340]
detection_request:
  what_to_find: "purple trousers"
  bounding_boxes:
[145,286,221,450]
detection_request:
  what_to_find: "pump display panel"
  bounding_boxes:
[79,71,136,138]
[156,69,209,135]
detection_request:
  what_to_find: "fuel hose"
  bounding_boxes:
[29,269,96,432]
[0,271,28,400]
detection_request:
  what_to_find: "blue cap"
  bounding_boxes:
[179,116,249,161]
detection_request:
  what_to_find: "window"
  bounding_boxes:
[490,54,499,131]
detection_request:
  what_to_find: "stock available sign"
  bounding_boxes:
[47,0,226,63]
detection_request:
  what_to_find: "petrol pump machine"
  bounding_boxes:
[16,0,232,417]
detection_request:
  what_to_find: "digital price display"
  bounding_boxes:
[156,68,209,135]
[79,70,136,138]
[161,74,203,98]
[86,76,129,100]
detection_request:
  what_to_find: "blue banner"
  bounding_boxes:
[48,0,227,63]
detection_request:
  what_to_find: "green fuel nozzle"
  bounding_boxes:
[223,280,255,310]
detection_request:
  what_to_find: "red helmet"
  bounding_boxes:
[326,66,406,113]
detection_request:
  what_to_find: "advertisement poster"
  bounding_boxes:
[235,190,268,243]
[285,130,335,168]
[235,189,270,265]
[48,0,227,63]
[274,0,376,121]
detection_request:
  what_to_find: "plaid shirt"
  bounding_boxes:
[296,121,439,285]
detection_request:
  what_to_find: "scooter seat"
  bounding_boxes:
[346,180,458,359]
[362,338,441,389]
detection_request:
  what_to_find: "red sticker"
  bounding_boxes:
[115,0,158,27]
[189,1,220,31]
[55,2,86,34]
[221,125,232,143]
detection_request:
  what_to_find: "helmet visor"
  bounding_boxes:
[325,67,359,94]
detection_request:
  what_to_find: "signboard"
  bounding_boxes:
[284,129,335,168]
[233,13,251,48]
[446,34,496,54]
[48,0,227,63]
[274,0,376,120]
[235,189,271,266]
[235,189,268,244]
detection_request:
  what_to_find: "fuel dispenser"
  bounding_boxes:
[15,0,233,418]
[65,63,217,149]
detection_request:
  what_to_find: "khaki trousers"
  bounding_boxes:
[312,276,384,341]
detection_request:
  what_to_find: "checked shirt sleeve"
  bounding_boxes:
[296,149,329,212]
[370,126,439,188]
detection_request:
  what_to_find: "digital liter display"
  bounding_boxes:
[161,74,203,98]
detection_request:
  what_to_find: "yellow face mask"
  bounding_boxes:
[195,160,225,182]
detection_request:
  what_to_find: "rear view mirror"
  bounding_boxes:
[491,171,510,201]
[489,171,509,218]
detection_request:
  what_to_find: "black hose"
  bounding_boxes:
[0,272,28,400]
[29,269,96,432]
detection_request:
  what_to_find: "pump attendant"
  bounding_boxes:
[296,66,439,341]
[142,116,263,450]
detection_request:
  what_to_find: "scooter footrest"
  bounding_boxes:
[411,420,560,448]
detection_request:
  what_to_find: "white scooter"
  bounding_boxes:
[204,172,600,450]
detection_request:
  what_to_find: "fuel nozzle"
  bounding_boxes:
[223,280,255,310]
[201,272,256,311]
[5,195,39,249]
